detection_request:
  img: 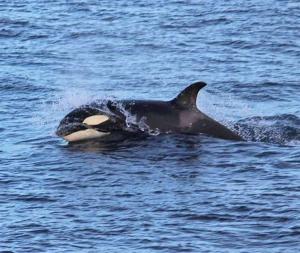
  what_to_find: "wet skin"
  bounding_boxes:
[56,82,242,142]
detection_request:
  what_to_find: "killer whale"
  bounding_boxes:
[56,81,242,142]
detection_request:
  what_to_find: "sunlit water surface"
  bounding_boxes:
[1,0,299,252]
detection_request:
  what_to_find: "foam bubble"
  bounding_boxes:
[31,88,108,136]
[234,114,300,144]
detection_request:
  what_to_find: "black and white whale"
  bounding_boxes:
[56,81,242,142]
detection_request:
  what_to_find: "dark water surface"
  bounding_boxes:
[1,1,300,252]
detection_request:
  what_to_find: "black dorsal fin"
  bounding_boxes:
[172,81,207,109]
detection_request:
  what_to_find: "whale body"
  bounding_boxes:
[56,81,242,142]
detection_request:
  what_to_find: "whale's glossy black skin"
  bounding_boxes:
[56,82,242,141]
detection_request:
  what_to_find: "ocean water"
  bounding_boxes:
[1,0,300,252]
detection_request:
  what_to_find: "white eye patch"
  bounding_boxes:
[83,115,109,126]
[63,129,110,142]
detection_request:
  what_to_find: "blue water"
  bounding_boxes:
[1,1,300,252]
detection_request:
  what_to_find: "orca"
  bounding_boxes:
[56,81,242,142]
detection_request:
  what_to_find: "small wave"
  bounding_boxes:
[0,82,56,93]
[234,114,300,144]
[67,2,92,12]
[22,34,49,41]
[0,18,29,26]
[160,17,230,30]
[68,30,98,39]
[0,29,22,38]
[134,42,163,50]
[13,195,57,203]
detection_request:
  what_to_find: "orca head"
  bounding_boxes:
[56,106,116,142]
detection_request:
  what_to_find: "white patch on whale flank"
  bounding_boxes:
[63,129,110,142]
[83,115,109,126]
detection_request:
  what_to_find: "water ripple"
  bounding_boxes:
[0,0,299,252]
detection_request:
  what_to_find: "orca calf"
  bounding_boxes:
[56,81,242,142]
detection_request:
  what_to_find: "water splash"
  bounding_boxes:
[199,90,258,126]
[33,88,300,144]
[106,100,161,136]
[31,89,108,136]
[234,114,300,145]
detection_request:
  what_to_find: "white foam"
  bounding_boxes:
[107,101,159,135]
